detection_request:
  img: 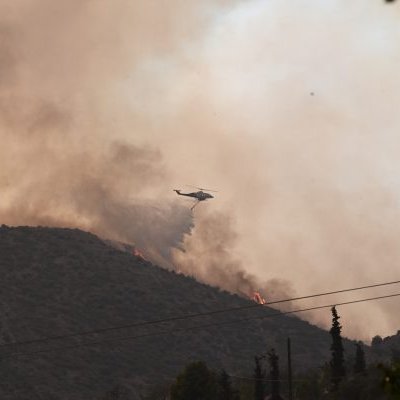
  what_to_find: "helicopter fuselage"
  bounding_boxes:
[174,190,213,201]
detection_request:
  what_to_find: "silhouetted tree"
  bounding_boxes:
[267,348,283,400]
[218,369,237,400]
[170,361,217,400]
[329,306,346,391]
[354,342,366,375]
[372,335,383,347]
[379,362,400,399]
[392,348,400,364]
[254,355,266,400]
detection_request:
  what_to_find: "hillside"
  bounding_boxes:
[370,331,400,362]
[0,225,353,399]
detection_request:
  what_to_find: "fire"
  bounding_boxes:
[133,248,146,260]
[252,291,267,305]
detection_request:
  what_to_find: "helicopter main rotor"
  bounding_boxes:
[185,184,218,193]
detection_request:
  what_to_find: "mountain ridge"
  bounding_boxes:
[0,225,357,399]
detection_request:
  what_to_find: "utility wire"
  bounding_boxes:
[4,292,400,359]
[2,279,399,349]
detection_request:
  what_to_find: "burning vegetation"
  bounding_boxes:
[132,248,146,261]
[251,291,267,305]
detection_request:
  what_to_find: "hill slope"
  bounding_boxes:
[370,331,400,362]
[0,226,350,399]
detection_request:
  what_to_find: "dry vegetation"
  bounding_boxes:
[0,226,358,399]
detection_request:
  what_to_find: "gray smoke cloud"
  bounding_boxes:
[172,210,295,305]
[0,0,200,266]
[1,0,400,341]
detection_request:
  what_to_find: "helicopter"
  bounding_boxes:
[174,186,217,210]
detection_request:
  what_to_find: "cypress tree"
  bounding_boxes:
[353,342,366,374]
[267,348,282,400]
[254,355,266,400]
[329,306,346,391]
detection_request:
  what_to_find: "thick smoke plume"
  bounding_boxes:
[0,0,263,301]
[172,210,295,305]
[0,0,200,266]
[1,0,400,340]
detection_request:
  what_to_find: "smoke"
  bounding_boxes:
[0,0,201,265]
[1,0,400,340]
[172,210,295,304]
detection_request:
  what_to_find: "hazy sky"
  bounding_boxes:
[1,0,400,340]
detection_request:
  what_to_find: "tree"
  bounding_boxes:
[392,348,400,363]
[354,342,366,375]
[379,362,400,399]
[372,335,383,347]
[254,355,266,400]
[267,348,283,400]
[218,369,237,400]
[329,306,346,391]
[170,361,217,400]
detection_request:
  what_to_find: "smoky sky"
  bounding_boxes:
[1,0,400,341]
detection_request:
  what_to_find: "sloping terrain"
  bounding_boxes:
[370,331,400,362]
[0,226,352,399]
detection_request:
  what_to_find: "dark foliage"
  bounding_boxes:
[379,362,400,399]
[354,342,366,374]
[218,369,238,400]
[370,331,400,365]
[0,226,357,399]
[295,369,326,400]
[295,364,389,400]
[329,306,346,391]
[170,361,217,400]
[254,356,266,400]
[373,335,384,347]
[267,348,283,400]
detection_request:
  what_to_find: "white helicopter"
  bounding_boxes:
[174,185,217,210]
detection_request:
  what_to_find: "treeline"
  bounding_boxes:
[134,306,400,400]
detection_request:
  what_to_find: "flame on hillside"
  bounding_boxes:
[252,291,266,305]
[133,248,146,261]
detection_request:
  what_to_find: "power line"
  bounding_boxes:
[2,279,399,350]
[4,292,400,359]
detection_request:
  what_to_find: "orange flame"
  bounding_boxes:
[252,291,266,305]
[133,248,146,260]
